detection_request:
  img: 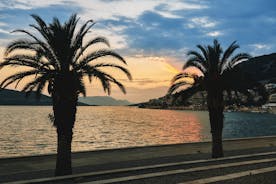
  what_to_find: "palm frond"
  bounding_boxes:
[92,63,132,80]
[5,39,37,55]
[2,55,51,71]
[8,29,60,70]
[187,51,205,62]
[77,78,86,97]
[81,66,127,94]
[171,73,194,84]
[171,85,203,104]
[183,57,207,74]
[35,76,49,98]
[219,41,239,69]
[30,14,50,41]
[71,19,95,54]
[187,50,208,68]
[213,39,223,56]
[76,49,126,70]
[0,70,39,89]
[226,53,251,69]
[105,73,126,94]
[73,37,110,63]
[11,29,43,45]
[22,74,49,97]
[196,45,208,60]
[92,70,111,95]
[47,79,54,94]
[65,14,79,39]
[168,81,192,94]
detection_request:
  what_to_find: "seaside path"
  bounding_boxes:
[1,136,276,183]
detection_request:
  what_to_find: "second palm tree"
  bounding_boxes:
[168,40,252,158]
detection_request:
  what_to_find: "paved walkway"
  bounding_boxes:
[1,136,276,183]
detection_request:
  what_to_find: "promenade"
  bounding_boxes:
[1,136,276,183]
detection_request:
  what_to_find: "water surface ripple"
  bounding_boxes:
[0,106,275,157]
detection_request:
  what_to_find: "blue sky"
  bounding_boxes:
[0,0,275,57]
[0,0,275,102]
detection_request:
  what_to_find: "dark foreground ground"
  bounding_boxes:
[2,136,276,184]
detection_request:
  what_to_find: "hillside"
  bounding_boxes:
[0,89,131,106]
[78,96,131,106]
[0,89,87,106]
[227,53,276,88]
[239,53,276,82]
[0,89,52,105]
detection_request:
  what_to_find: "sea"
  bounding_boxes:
[0,106,276,158]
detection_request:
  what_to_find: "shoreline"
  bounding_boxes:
[1,135,276,160]
[137,105,275,114]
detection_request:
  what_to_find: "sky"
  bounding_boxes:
[0,0,275,103]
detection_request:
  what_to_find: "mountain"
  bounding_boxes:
[219,53,276,93]
[78,96,131,106]
[0,88,88,106]
[219,53,276,91]
[0,88,52,105]
[237,53,276,82]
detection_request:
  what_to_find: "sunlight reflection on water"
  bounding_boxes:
[0,106,275,157]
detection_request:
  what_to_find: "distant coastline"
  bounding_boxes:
[137,104,275,114]
[0,88,132,106]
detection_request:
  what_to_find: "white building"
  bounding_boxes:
[262,94,276,113]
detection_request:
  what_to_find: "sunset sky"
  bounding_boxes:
[0,0,275,103]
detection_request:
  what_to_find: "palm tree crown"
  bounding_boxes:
[168,39,251,95]
[1,14,131,98]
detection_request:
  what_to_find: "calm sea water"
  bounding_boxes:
[0,106,275,158]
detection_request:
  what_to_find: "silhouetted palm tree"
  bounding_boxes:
[168,40,252,158]
[0,14,132,175]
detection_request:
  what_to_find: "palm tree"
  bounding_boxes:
[0,14,132,176]
[168,39,252,158]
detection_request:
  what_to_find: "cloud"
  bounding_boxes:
[1,0,276,61]
[0,0,209,53]
[0,28,10,34]
[250,44,271,50]
[0,0,65,10]
[119,78,170,86]
[85,85,169,103]
[160,1,208,11]
[120,11,192,53]
[206,31,223,37]
[1,0,208,20]
[154,11,182,19]
[248,43,273,56]
[92,27,128,49]
[0,22,7,27]
[0,38,12,47]
[187,16,217,28]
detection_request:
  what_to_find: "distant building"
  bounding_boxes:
[262,93,276,113]
[270,94,276,103]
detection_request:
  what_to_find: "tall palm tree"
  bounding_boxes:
[168,40,253,158]
[0,14,132,176]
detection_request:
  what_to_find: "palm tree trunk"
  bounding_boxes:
[55,128,73,176]
[53,95,77,176]
[52,74,78,176]
[207,89,224,158]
